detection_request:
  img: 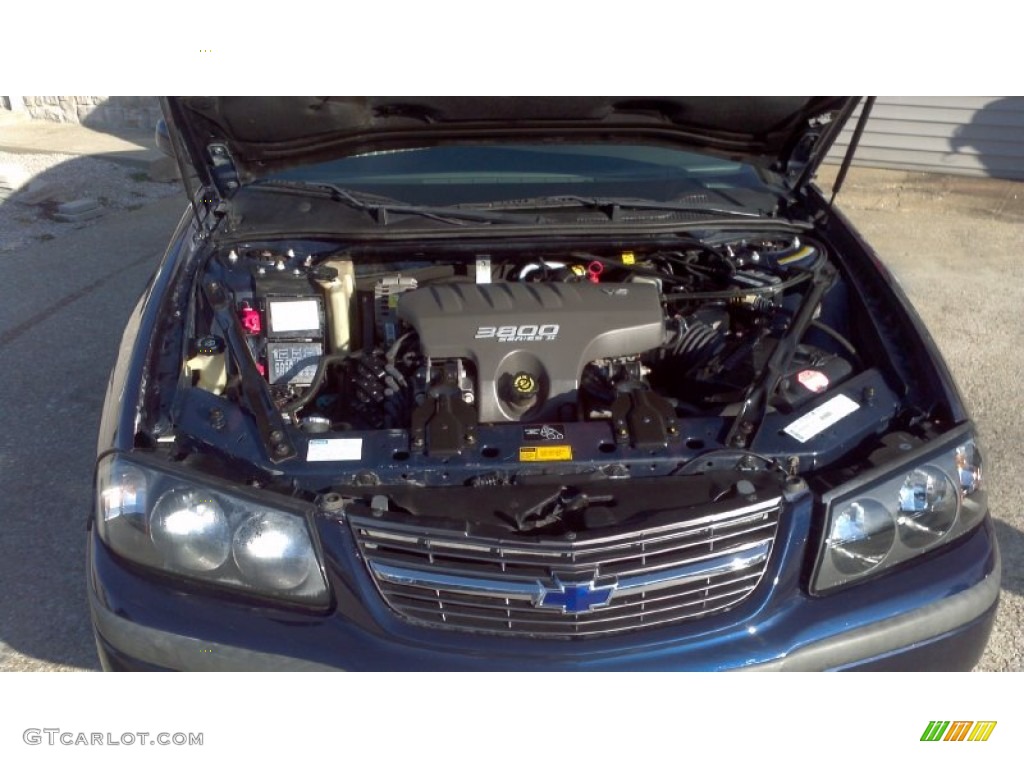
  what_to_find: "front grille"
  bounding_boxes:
[350,497,781,638]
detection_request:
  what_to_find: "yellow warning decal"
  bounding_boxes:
[519,445,573,462]
[621,251,636,265]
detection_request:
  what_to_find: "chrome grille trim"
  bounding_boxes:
[371,539,771,603]
[351,496,782,638]
[371,562,542,603]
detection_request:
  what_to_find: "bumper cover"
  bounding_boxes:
[88,522,1000,672]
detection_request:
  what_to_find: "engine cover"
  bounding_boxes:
[397,282,664,422]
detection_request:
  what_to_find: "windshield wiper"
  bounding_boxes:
[460,194,768,220]
[250,180,547,226]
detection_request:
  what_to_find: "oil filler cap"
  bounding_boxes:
[510,372,540,404]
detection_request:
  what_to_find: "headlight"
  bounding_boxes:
[233,512,315,590]
[151,489,232,572]
[896,466,957,548]
[96,455,328,606]
[813,433,987,593]
[828,499,895,576]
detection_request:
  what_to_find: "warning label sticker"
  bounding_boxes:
[783,393,860,443]
[519,445,573,462]
[522,424,566,442]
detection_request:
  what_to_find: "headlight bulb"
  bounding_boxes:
[150,488,231,572]
[233,512,315,591]
[828,499,896,575]
[897,466,958,548]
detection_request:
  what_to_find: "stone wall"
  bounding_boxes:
[19,97,161,130]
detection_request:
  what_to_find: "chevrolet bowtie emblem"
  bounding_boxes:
[539,575,615,613]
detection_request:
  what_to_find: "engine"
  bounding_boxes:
[189,237,857,447]
[398,282,664,422]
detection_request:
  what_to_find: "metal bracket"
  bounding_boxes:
[609,390,680,449]
[410,394,478,457]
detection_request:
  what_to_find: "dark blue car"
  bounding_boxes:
[89,97,999,670]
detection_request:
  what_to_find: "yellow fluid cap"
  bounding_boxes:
[513,372,538,394]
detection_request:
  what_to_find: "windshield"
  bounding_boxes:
[269,143,777,208]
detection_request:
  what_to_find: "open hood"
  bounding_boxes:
[161,97,858,193]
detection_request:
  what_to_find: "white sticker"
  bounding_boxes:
[306,438,362,462]
[269,299,320,333]
[783,393,860,443]
[475,255,492,284]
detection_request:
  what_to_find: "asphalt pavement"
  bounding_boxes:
[0,196,184,670]
[0,129,1020,670]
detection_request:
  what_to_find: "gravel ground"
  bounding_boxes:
[0,150,178,253]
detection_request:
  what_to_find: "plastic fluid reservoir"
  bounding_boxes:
[316,259,357,353]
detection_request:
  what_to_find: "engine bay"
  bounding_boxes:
[178,232,901,487]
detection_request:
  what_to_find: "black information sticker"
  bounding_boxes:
[522,424,567,442]
[266,342,322,385]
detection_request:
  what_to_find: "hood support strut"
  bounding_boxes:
[829,97,876,205]
[159,97,217,236]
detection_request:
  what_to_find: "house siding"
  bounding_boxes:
[826,97,1024,180]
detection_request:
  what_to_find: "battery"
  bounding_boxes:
[253,269,326,386]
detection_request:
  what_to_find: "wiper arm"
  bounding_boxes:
[250,180,546,226]
[566,195,767,218]
[465,194,767,219]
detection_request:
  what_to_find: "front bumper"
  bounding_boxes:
[87,513,1001,671]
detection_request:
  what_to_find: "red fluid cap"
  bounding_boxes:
[240,305,261,334]
[587,261,604,283]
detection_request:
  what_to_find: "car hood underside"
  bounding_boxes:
[163,96,856,186]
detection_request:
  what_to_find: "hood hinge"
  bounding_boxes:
[207,143,241,197]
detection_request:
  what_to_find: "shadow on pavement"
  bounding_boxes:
[992,518,1023,598]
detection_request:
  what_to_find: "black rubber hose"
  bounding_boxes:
[663,268,813,301]
[809,320,861,363]
[280,353,350,415]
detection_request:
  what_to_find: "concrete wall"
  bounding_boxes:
[15,96,161,130]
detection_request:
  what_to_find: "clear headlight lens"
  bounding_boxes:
[96,455,328,606]
[100,463,147,522]
[151,489,231,572]
[828,499,895,575]
[955,442,983,495]
[813,435,987,593]
[233,512,314,590]
[896,466,957,548]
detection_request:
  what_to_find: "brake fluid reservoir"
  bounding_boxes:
[316,259,356,353]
